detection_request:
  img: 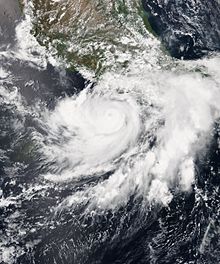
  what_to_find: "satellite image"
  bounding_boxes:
[0,0,220,263]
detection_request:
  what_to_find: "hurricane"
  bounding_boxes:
[36,64,220,211]
[1,0,220,263]
[41,88,141,182]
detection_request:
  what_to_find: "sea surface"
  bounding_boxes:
[0,1,220,263]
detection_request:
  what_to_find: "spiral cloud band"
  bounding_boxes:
[39,59,220,210]
[42,89,141,181]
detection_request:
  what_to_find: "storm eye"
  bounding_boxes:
[42,93,141,182]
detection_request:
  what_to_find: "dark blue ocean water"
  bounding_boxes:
[1,1,220,264]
